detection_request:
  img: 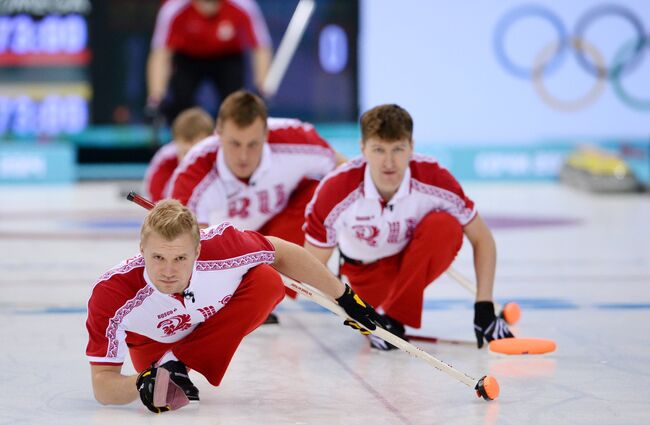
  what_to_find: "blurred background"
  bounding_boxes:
[0,0,648,189]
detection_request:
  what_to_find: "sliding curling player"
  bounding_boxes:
[86,199,391,413]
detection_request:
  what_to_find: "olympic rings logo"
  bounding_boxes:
[493,4,650,111]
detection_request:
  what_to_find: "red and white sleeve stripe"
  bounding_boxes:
[151,0,190,49]
[231,0,272,47]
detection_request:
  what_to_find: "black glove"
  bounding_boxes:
[143,97,162,123]
[474,301,514,349]
[336,284,385,333]
[368,314,407,351]
[136,366,170,414]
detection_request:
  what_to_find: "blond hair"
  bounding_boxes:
[141,199,200,247]
[360,104,413,143]
[172,107,214,142]
[217,90,268,129]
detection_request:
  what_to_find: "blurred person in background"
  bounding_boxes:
[146,0,272,124]
[144,107,214,202]
[169,90,347,321]
[303,104,514,350]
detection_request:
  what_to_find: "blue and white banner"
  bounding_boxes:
[0,143,75,183]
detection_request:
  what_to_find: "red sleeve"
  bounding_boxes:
[268,120,333,150]
[86,258,150,365]
[231,0,271,48]
[412,160,474,211]
[303,184,332,247]
[145,146,178,202]
[267,120,336,173]
[304,163,364,247]
[304,126,334,150]
[410,157,476,224]
[199,223,275,261]
[85,283,124,364]
[169,142,218,210]
[166,13,185,50]
[151,0,187,50]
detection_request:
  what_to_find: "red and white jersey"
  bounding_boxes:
[170,118,337,229]
[144,143,179,202]
[85,223,275,366]
[151,0,271,58]
[304,155,476,262]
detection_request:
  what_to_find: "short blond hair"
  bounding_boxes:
[141,199,200,247]
[172,107,214,142]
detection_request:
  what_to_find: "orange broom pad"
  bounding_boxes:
[489,338,556,355]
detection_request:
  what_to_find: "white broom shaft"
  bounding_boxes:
[262,0,316,97]
[280,275,479,388]
[446,266,503,311]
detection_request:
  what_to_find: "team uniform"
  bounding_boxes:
[171,118,337,244]
[85,223,284,386]
[143,143,179,202]
[151,0,271,122]
[304,155,476,328]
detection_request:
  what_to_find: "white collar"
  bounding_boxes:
[363,163,411,204]
[216,142,272,185]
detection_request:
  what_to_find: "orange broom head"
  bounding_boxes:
[489,338,556,355]
[483,375,500,400]
[475,375,500,400]
[501,302,521,325]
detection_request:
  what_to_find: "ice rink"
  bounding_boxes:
[1,181,648,425]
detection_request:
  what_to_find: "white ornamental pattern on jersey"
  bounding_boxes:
[227,184,287,219]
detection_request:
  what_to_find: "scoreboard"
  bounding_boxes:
[258,0,359,122]
[0,0,91,137]
[0,0,358,137]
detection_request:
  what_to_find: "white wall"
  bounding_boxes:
[359,0,650,144]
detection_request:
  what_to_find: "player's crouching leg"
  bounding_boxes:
[381,211,463,329]
[134,265,284,413]
[170,264,285,388]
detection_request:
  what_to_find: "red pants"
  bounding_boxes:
[258,179,319,298]
[128,264,284,386]
[340,212,463,328]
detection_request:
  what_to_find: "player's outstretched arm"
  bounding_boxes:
[463,213,514,347]
[303,241,334,265]
[268,236,384,331]
[334,150,348,166]
[268,236,343,299]
[90,364,138,405]
[463,213,497,302]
